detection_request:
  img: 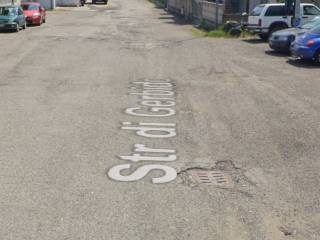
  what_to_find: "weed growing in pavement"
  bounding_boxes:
[191,26,253,39]
[191,27,233,38]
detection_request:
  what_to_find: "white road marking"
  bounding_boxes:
[119,153,176,162]
[133,144,175,153]
[125,107,175,117]
[108,79,178,184]
[121,124,176,138]
[108,164,177,184]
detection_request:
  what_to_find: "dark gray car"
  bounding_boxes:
[269,17,320,52]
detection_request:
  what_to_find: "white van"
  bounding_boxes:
[247,3,320,39]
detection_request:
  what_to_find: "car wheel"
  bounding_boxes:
[314,50,320,65]
[92,0,95,4]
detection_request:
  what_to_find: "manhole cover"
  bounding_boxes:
[190,170,234,188]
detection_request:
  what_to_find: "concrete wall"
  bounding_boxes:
[167,0,185,14]
[166,0,282,26]
[167,0,192,19]
[21,0,55,9]
[0,0,13,6]
[201,1,224,25]
[40,0,55,9]
[56,0,79,7]
[249,0,277,12]
[167,0,224,24]
[21,0,80,8]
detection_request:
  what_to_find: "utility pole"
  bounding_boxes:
[285,0,301,27]
[293,0,301,27]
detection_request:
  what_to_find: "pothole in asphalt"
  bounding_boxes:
[190,170,234,188]
[178,160,238,188]
[178,160,268,198]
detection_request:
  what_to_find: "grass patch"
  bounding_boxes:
[191,26,254,39]
[206,29,231,38]
[190,28,207,37]
[241,31,254,39]
[191,27,233,38]
[192,19,254,39]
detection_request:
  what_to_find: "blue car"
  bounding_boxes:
[291,25,320,64]
[0,6,26,32]
[269,17,320,52]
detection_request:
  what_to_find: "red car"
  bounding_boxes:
[21,2,46,26]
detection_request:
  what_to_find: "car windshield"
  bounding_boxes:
[301,17,320,29]
[0,7,16,16]
[310,25,320,35]
[21,5,39,11]
[250,5,264,16]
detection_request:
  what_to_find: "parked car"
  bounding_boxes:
[247,3,320,40]
[92,0,108,4]
[269,17,320,52]
[291,25,320,63]
[0,6,26,32]
[21,2,46,26]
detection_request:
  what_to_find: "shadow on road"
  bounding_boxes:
[242,38,267,44]
[0,30,16,34]
[153,5,164,10]
[87,2,106,5]
[150,2,191,26]
[287,58,319,69]
[265,50,290,58]
[157,13,191,26]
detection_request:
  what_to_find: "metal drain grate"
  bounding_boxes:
[191,170,234,188]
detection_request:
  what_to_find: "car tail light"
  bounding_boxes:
[258,19,262,26]
[307,40,315,47]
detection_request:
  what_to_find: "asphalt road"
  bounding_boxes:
[1,0,320,239]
